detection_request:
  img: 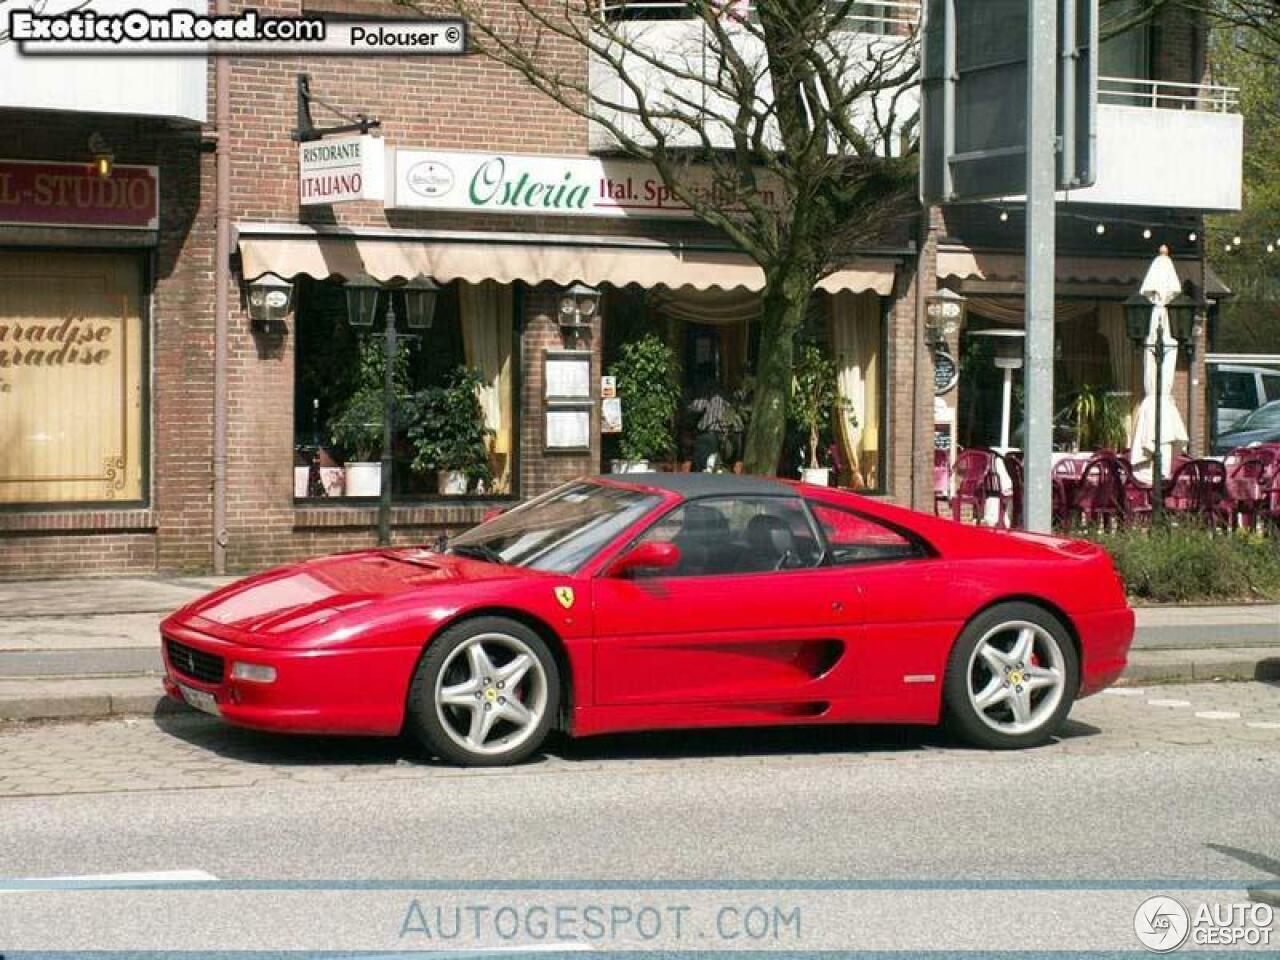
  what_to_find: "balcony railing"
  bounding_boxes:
[1098,75,1239,113]
[597,1,920,34]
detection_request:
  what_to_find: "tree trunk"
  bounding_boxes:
[743,267,815,475]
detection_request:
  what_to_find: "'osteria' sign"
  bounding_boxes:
[390,149,778,219]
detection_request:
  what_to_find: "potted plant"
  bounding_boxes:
[408,366,495,495]
[329,336,410,497]
[791,342,851,486]
[609,333,680,472]
[1069,382,1129,453]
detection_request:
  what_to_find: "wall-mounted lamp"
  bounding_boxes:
[558,283,599,346]
[924,287,967,346]
[246,274,295,331]
[88,132,114,179]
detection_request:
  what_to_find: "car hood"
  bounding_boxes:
[170,548,537,642]
[1214,428,1279,454]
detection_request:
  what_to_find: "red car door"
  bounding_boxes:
[591,495,862,708]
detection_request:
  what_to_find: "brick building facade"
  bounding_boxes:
[0,0,1230,578]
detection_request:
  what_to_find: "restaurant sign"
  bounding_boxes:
[299,135,386,206]
[0,161,159,230]
[390,149,779,219]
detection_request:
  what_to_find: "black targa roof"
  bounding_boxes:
[597,473,794,499]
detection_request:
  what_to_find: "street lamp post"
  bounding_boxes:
[344,274,439,545]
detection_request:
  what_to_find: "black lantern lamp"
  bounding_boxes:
[1165,291,1199,344]
[1122,293,1153,344]
[246,274,295,331]
[924,287,968,345]
[398,274,440,330]
[344,273,383,328]
[560,281,599,345]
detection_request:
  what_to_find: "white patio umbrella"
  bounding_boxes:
[1128,250,1189,479]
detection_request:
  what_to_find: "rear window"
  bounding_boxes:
[809,503,925,566]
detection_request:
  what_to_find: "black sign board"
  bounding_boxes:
[934,348,959,395]
[920,0,1098,202]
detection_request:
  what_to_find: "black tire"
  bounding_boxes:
[406,616,561,767]
[942,601,1079,749]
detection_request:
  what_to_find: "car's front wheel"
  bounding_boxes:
[943,602,1079,749]
[407,616,560,766]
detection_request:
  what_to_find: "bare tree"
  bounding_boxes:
[399,0,919,473]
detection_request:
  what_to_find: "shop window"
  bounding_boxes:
[0,252,145,505]
[294,278,517,501]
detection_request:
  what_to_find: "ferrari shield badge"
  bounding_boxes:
[554,586,575,610]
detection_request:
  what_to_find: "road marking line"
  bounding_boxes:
[1245,721,1280,730]
[1194,710,1242,720]
[1103,688,1146,696]
[1147,698,1192,708]
[0,869,217,890]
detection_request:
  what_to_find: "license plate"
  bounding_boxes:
[177,682,220,716]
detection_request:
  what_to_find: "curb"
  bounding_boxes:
[1117,647,1280,686]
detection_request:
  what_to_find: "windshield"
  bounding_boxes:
[1229,401,1280,432]
[448,481,659,573]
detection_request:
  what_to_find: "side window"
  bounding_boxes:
[1216,371,1256,411]
[638,497,821,577]
[1263,375,1280,404]
[809,503,924,566]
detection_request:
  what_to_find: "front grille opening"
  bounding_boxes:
[165,637,225,685]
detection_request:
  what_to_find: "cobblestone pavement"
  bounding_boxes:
[0,681,1276,800]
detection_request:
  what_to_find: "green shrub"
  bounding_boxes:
[609,334,681,462]
[1083,525,1280,603]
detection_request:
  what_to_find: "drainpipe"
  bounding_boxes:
[212,0,230,574]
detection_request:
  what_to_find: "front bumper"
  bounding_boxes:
[161,622,420,736]
[1075,606,1136,697]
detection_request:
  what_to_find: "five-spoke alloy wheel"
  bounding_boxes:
[408,616,560,766]
[943,602,1079,749]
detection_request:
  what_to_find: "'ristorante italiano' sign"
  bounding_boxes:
[0,161,159,230]
[299,135,386,205]
[390,149,779,219]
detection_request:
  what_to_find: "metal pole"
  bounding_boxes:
[1022,0,1058,532]
[212,0,230,573]
[379,300,396,546]
[1000,366,1014,450]
[1152,326,1165,523]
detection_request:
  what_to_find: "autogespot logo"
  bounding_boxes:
[1135,895,1191,952]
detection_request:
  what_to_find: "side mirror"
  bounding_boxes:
[482,506,507,523]
[608,540,681,578]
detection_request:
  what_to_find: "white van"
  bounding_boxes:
[1213,364,1280,435]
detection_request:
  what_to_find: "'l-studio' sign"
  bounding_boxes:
[299,135,385,205]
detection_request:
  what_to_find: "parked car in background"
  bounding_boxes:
[1213,399,1280,455]
[1213,364,1280,438]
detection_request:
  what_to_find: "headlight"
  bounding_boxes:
[231,661,277,683]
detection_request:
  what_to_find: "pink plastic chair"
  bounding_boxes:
[950,449,1000,525]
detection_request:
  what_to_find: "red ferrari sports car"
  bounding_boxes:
[161,474,1133,765]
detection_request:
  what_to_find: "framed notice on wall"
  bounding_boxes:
[545,350,592,401]
[545,405,592,452]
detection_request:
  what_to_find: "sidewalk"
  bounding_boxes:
[0,575,1276,722]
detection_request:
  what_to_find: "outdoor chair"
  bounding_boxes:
[949,448,1000,525]
[1068,452,1128,530]
[1164,458,1228,526]
[1115,456,1153,525]
[933,449,951,516]
[1223,449,1279,530]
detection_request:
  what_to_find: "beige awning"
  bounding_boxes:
[937,249,1230,295]
[238,234,896,296]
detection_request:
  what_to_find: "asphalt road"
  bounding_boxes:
[0,682,1277,885]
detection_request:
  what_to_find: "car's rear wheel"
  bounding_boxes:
[943,602,1079,749]
[407,616,560,766]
